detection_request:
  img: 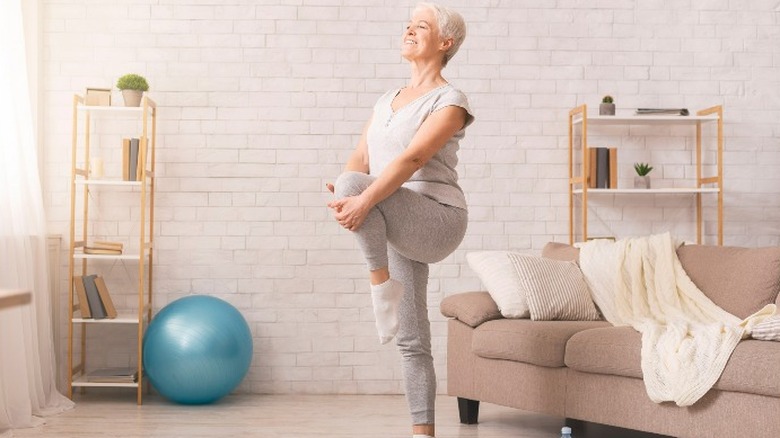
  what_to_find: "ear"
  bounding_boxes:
[440,37,453,52]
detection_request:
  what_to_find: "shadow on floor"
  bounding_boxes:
[567,418,674,438]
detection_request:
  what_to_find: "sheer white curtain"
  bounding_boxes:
[0,0,74,433]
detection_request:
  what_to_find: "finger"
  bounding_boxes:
[333,210,348,221]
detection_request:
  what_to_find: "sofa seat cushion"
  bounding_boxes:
[472,319,610,367]
[565,326,780,398]
[564,326,643,378]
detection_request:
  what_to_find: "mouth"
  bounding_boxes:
[404,39,417,45]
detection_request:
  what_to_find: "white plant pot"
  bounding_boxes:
[599,103,616,116]
[634,176,651,189]
[121,90,143,107]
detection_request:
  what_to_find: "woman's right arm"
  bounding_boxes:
[327,115,372,193]
[344,115,372,173]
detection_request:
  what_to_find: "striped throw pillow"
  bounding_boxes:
[507,253,601,321]
[752,315,780,341]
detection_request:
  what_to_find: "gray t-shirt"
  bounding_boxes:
[367,84,474,210]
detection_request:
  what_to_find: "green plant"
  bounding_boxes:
[634,162,653,176]
[116,73,149,91]
[602,95,614,104]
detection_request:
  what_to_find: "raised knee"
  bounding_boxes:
[334,171,372,198]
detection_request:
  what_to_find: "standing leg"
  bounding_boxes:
[390,248,436,436]
[333,171,467,437]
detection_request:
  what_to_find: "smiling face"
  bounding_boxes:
[401,6,449,65]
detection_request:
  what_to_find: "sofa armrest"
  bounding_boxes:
[440,291,503,327]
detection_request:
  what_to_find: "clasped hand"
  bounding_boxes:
[326,183,369,231]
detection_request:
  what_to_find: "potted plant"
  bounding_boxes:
[633,162,653,189]
[599,95,616,115]
[116,73,149,107]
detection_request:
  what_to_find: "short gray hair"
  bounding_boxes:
[415,2,467,67]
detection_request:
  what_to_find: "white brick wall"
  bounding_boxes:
[41,1,780,396]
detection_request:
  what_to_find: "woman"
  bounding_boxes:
[327,3,473,437]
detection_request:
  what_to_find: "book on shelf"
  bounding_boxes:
[84,240,123,254]
[588,148,597,189]
[82,275,107,319]
[609,148,618,189]
[596,147,609,189]
[636,108,689,116]
[136,137,146,181]
[91,240,123,250]
[86,367,138,383]
[73,275,92,318]
[129,138,139,181]
[122,138,130,181]
[83,247,122,255]
[93,276,118,319]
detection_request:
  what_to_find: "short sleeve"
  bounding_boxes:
[432,87,475,129]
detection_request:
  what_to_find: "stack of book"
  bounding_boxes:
[122,137,144,181]
[83,240,123,255]
[588,147,618,189]
[86,367,138,383]
[73,274,118,320]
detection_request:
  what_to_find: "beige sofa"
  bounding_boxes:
[441,242,780,438]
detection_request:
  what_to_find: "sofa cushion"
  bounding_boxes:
[472,319,609,367]
[465,251,530,318]
[542,241,580,262]
[507,253,601,321]
[718,339,780,397]
[752,315,780,341]
[677,244,780,319]
[440,291,502,328]
[564,326,643,379]
[565,326,780,398]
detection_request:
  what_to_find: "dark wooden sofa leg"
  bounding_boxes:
[565,418,586,434]
[457,397,480,424]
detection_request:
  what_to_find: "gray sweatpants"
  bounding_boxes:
[334,171,468,425]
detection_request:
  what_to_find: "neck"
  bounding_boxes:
[407,61,446,89]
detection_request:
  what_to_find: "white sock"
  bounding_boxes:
[370,278,403,344]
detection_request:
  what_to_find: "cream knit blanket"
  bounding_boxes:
[579,233,775,406]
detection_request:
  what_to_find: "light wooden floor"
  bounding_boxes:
[11,392,671,437]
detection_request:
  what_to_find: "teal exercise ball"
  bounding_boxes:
[143,295,253,404]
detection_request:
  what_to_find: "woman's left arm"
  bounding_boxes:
[328,105,467,231]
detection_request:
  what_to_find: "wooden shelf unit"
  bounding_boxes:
[567,105,723,245]
[67,95,157,405]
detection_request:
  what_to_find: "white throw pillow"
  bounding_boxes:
[507,253,601,321]
[466,251,530,318]
[752,315,780,341]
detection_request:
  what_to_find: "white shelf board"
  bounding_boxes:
[77,104,143,114]
[71,311,143,324]
[573,187,720,194]
[71,316,139,324]
[572,114,719,126]
[71,376,138,388]
[73,252,148,260]
[75,179,143,187]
